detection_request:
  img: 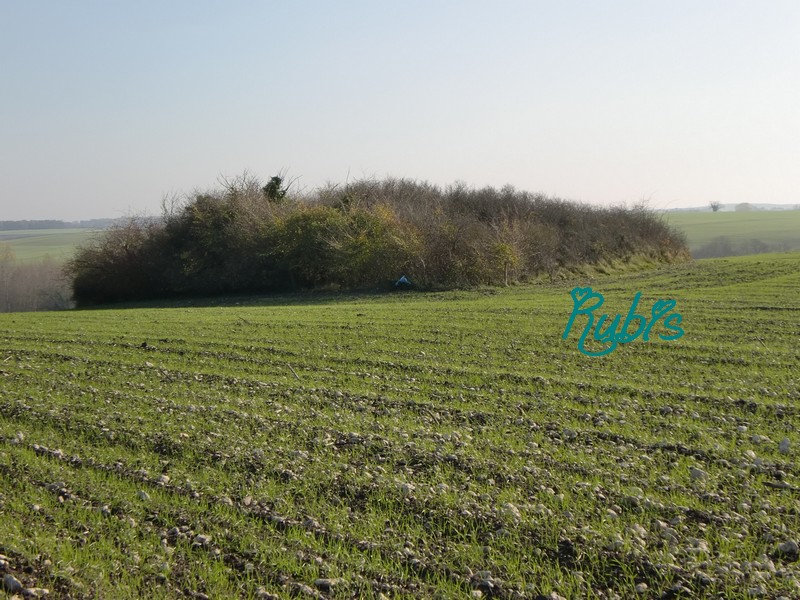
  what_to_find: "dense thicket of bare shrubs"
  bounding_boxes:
[0,244,71,312]
[67,174,688,306]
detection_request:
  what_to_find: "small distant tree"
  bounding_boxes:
[262,171,297,204]
[709,201,722,212]
[735,202,753,212]
[493,242,519,286]
[262,176,287,203]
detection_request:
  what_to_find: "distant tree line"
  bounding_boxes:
[0,219,116,231]
[66,174,689,306]
[693,236,796,259]
[0,244,71,312]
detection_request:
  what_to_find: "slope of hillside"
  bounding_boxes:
[0,253,798,598]
[664,210,800,256]
[0,228,97,262]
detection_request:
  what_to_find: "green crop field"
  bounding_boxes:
[1,254,799,599]
[0,229,98,263]
[663,210,800,253]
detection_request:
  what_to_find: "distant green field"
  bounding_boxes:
[664,210,800,253]
[1,253,798,598]
[0,229,98,262]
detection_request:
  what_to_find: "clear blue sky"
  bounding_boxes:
[2,1,798,220]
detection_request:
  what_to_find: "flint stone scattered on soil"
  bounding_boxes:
[3,574,23,594]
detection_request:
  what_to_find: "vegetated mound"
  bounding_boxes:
[66,174,688,306]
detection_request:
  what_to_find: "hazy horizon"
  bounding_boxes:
[2,201,799,225]
[3,1,799,220]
